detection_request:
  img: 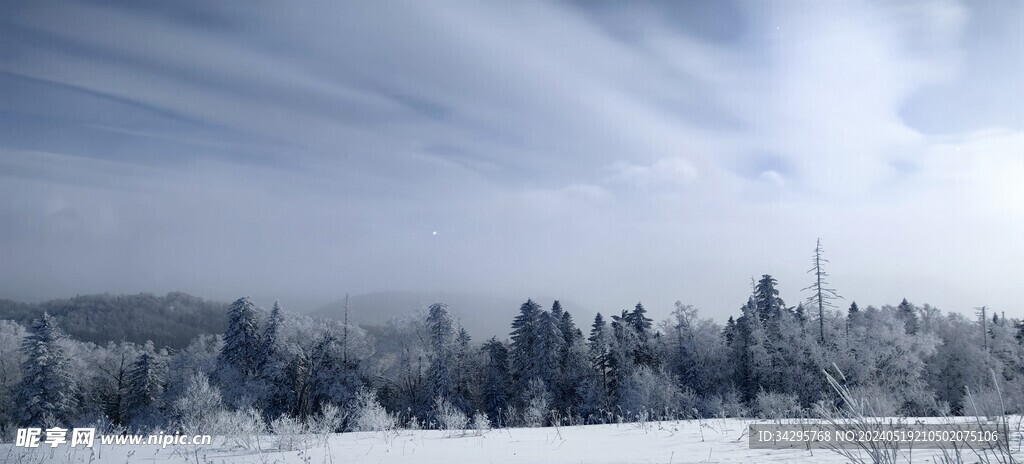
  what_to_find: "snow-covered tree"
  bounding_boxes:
[534,309,564,393]
[0,320,26,430]
[125,344,167,429]
[15,312,77,426]
[218,297,262,379]
[480,337,510,423]
[509,299,541,398]
[426,303,455,401]
[897,298,920,335]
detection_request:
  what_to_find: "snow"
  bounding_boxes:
[4,418,1021,463]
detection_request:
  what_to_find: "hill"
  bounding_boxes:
[0,292,227,349]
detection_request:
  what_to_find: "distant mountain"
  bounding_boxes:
[0,292,227,349]
[312,291,591,339]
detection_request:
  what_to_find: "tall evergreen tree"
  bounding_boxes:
[218,297,262,377]
[452,326,473,411]
[426,303,456,400]
[534,309,564,392]
[732,298,770,402]
[897,298,919,335]
[626,302,655,367]
[15,312,77,426]
[723,316,737,346]
[481,337,510,423]
[259,301,295,419]
[755,275,786,323]
[509,299,541,396]
[587,313,610,404]
[125,345,166,428]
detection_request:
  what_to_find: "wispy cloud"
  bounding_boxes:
[0,0,1021,318]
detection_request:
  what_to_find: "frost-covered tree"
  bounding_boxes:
[480,337,510,423]
[307,333,361,416]
[732,298,770,402]
[125,344,167,429]
[426,303,455,401]
[534,309,564,393]
[173,373,223,434]
[509,299,541,397]
[15,312,77,426]
[258,301,295,419]
[897,298,920,335]
[587,313,611,407]
[218,297,262,378]
[0,320,26,430]
[802,239,842,343]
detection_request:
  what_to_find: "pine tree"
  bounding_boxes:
[795,303,807,328]
[308,333,361,413]
[453,326,472,411]
[125,345,166,427]
[259,300,284,371]
[509,299,541,397]
[534,309,564,393]
[626,302,655,367]
[550,301,564,327]
[16,312,77,426]
[755,275,785,323]
[218,297,262,377]
[723,316,736,346]
[608,310,638,405]
[897,298,919,335]
[426,303,455,400]
[587,313,610,403]
[259,301,294,419]
[481,337,510,423]
[847,301,860,336]
[732,298,770,402]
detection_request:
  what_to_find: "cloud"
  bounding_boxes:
[607,158,699,189]
[0,1,1021,322]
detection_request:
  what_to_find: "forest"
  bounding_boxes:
[3,267,1021,440]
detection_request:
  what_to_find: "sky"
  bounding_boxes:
[0,0,1022,322]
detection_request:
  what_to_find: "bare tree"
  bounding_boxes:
[802,238,842,343]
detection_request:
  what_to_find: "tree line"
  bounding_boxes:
[3,247,1024,437]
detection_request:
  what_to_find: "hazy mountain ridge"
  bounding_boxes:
[0,292,227,349]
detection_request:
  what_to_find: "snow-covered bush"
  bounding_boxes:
[352,389,396,432]
[846,385,901,417]
[434,397,468,431]
[310,403,346,435]
[755,390,801,420]
[470,411,491,435]
[619,367,682,420]
[270,414,308,451]
[213,407,266,450]
[522,378,550,427]
[173,374,223,434]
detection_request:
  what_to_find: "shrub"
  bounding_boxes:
[270,414,307,451]
[173,374,223,435]
[310,403,346,435]
[352,390,396,432]
[619,367,682,419]
[212,407,266,450]
[754,390,801,420]
[433,397,469,431]
[470,411,491,436]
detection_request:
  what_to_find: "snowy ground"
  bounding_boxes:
[4,417,1022,464]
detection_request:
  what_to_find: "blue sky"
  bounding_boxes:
[0,0,1022,320]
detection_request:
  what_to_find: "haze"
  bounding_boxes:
[1,1,1022,322]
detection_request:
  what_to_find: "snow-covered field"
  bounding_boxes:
[4,418,1022,464]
